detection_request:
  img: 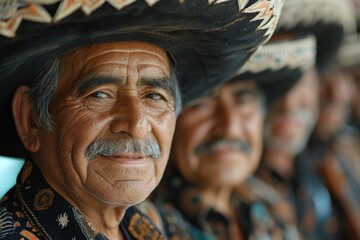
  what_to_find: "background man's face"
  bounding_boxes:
[316,67,354,140]
[35,42,176,206]
[171,81,264,188]
[264,68,319,155]
[350,68,360,123]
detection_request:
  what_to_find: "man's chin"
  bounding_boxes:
[88,188,150,207]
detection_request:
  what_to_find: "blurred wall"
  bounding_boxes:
[0,156,24,198]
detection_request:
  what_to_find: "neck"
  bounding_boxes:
[200,185,234,216]
[42,173,126,240]
[200,186,244,240]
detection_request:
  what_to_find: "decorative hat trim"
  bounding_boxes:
[277,0,357,35]
[338,36,360,68]
[0,0,283,38]
[237,34,316,75]
[243,0,284,41]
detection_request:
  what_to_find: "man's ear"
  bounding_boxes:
[12,86,40,153]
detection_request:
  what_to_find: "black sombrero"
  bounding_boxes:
[230,34,317,104]
[0,0,284,158]
[225,0,356,106]
[338,0,360,69]
[338,35,360,69]
[276,0,356,73]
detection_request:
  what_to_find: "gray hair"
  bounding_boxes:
[170,65,182,115]
[28,58,60,131]
[27,56,182,131]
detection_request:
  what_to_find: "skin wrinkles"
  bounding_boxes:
[76,47,170,79]
[18,42,176,239]
[75,75,176,106]
[78,48,170,68]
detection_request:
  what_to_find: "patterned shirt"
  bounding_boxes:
[148,165,302,240]
[257,138,346,240]
[0,160,165,240]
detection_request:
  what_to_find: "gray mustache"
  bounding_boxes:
[195,138,252,156]
[85,136,161,161]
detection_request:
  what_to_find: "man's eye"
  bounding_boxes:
[237,95,254,104]
[90,91,110,99]
[147,93,165,101]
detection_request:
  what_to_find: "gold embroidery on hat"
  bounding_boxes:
[209,0,249,10]
[129,212,165,239]
[53,0,105,21]
[237,0,249,10]
[244,0,284,41]
[144,0,159,6]
[53,0,159,22]
[34,188,54,211]
[0,2,51,38]
[209,0,231,5]
[237,35,316,75]
[210,0,249,10]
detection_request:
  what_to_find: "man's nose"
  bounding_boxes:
[279,87,301,111]
[110,96,151,139]
[214,101,244,139]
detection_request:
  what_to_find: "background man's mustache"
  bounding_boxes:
[85,136,161,161]
[195,138,252,156]
[280,109,316,126]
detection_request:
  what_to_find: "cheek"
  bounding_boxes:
[245,114,263,154]
[174,116,211,155]
[54,108,110,168]
[151,112,176,147]
[57,109,107,143]
[148,111,176,160]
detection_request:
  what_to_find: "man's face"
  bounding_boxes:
[350,68,360,123]
[316,68,354,139]
[171,81,264,188]
[264,68,319,154]
[34,42,176,206]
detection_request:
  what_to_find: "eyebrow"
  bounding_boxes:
[75,75,122,97]
[75,74,176,100]
[232,88,261,97]
[141,77,176,100]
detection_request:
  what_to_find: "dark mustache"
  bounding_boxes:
[195,138,252,156]
[85,136,161,161]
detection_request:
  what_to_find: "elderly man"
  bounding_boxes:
[257,0,356,239]
[0,1,283,239]
[318,1,360,236]
[147,34,315,239]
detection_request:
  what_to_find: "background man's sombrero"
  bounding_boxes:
[231,34,316,104]
[0,0,284,158]
[338,0,360,70]
[225,0,356,107]
[276,0,356,73]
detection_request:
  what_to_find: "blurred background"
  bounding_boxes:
[0,156,24,198]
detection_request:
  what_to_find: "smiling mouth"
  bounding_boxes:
[98,154,149,164]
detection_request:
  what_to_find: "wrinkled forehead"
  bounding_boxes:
[61,41,170,69]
